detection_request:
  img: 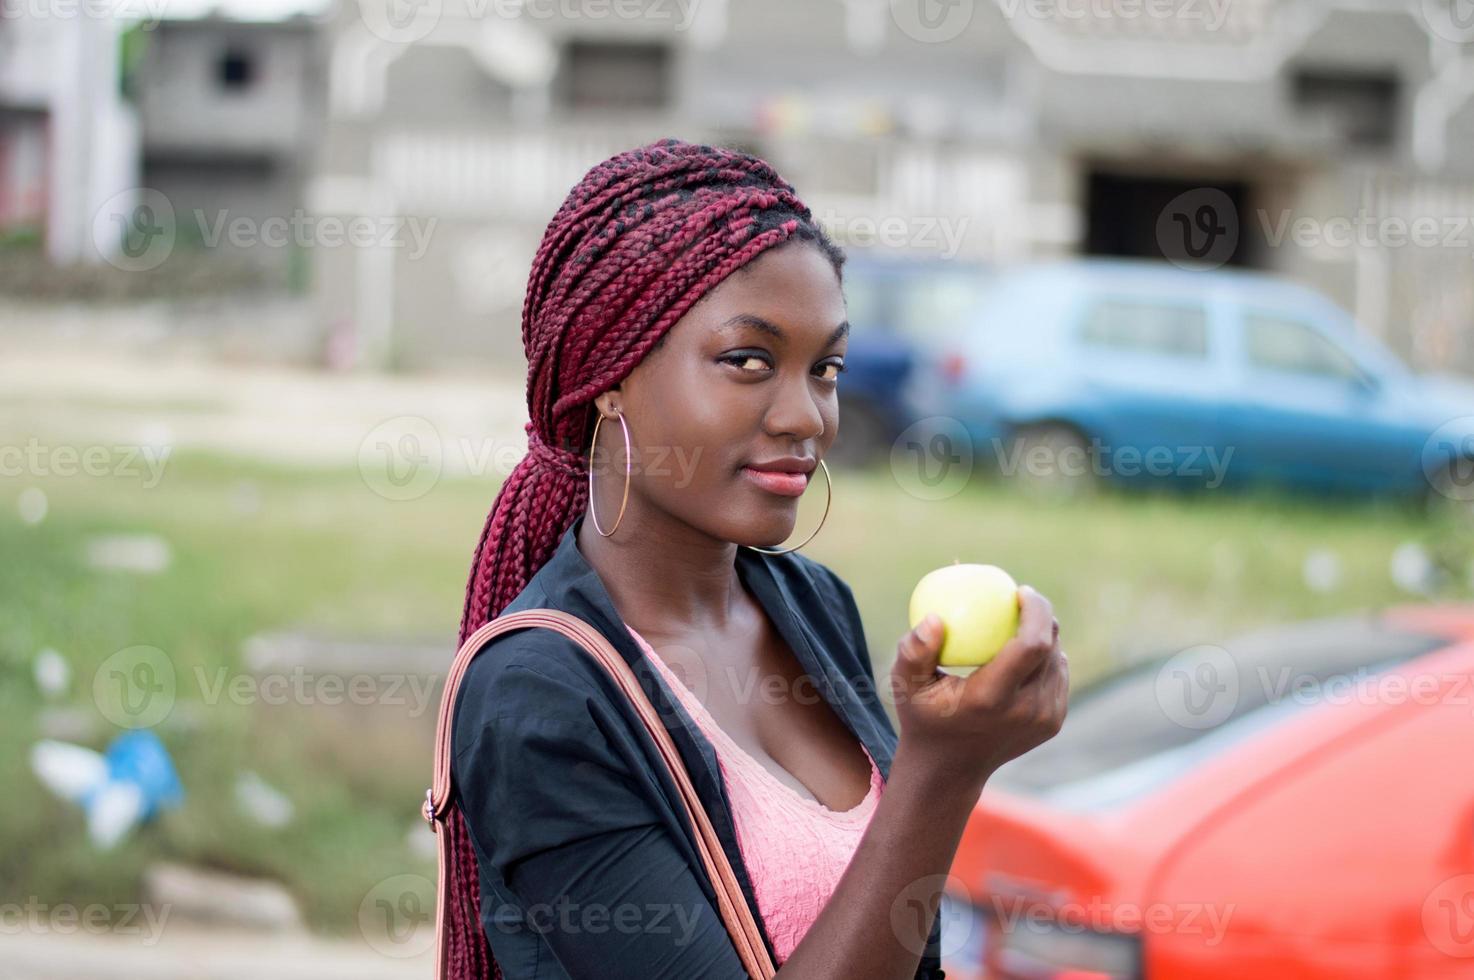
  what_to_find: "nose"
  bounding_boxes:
[762,369,826,444]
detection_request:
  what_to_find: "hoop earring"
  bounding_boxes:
[588,411,632,537]
[745,458,832,555]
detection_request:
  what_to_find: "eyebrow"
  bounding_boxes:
[722,313,850,348]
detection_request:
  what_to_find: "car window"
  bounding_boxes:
[893,271,998,342]
[1243,312,1365,381]
[1077,298,1209,358]
[988,616,1445,805]
[843,266,998,343]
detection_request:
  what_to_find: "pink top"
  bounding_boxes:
[625,623,884,965]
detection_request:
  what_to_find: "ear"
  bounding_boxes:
[593,389,621,418]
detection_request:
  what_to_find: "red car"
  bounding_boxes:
[942,605,1474,979]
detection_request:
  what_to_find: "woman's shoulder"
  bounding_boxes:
[450,600,616,765]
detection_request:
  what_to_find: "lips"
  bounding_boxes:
[741,468,809,496]
[743,457,817,476]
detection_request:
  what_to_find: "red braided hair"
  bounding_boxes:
[444,137,843,978]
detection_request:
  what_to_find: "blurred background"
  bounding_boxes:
[4,0,1474,977]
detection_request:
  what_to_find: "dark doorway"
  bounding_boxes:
[1085,171,1254,268]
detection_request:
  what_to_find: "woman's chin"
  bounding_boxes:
[734,512,800,551]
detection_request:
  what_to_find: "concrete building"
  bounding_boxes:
[129,14,327,285]
[307,0,1474,372]
[0,9,141,265]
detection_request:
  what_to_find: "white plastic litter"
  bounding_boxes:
[235,771,295,828]
[30,740,107,802]
[33,648,71,698]
[89,781,147,850]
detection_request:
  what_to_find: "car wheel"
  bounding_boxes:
[830,399,893,468]
[1004,423,1099,499]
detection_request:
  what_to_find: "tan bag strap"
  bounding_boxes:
[426,608,777,980]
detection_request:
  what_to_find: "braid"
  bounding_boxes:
[443,138,843,978]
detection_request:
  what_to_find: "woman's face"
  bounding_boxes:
[593,241,848,549]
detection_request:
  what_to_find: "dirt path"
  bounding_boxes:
[0,348,528,474]
[0,923,433,980]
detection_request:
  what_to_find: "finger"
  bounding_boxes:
[1045,647,1070,727]
[1015,586,1055,651]
[892,613,944,694]
[1055,649,1070,713]
[1019,622,1063,692]
[986,588,1054,691]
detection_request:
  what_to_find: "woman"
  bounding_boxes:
[447,138,1068,980]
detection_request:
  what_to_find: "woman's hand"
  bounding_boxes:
[889,586,1068,793]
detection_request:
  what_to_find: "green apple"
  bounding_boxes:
[908,562,1021,667]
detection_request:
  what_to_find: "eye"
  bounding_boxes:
[816,360,847,383]
[718,351,847,382]
[718,351,772,373]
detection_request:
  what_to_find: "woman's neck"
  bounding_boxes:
[576,507,747,635]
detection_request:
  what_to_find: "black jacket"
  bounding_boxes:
[451,513,946,979]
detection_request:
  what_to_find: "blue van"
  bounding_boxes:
[894,259,1474,499]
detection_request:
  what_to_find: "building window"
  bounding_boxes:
[557,41,670,111]
[217,48,256,91]
[1290,69,1399,151]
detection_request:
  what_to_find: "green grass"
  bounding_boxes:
[814,478,1471,686]
[2,448,1467,934]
